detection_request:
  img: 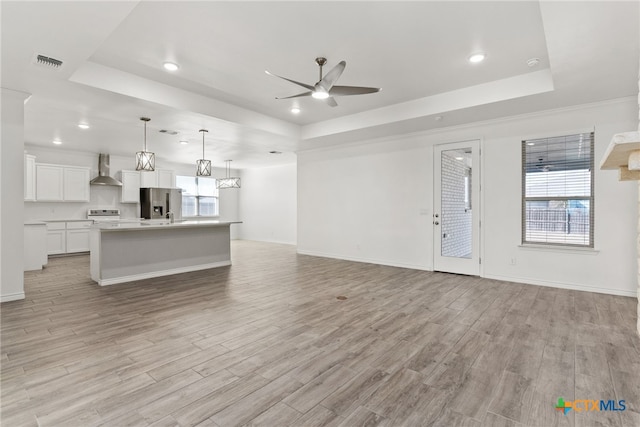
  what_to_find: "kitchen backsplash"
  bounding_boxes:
[24,185,140,221]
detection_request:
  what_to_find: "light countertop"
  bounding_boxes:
[24,221,47,226]
[92,219,241,232]
[39,219,95,222]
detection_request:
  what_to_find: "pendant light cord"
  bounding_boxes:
[200,129,208,159]
[140,117,151,152]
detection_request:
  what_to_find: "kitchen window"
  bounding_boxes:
[176,175,219,217]
[522,132,594,247]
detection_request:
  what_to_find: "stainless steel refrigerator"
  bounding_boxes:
[140,188,183,220]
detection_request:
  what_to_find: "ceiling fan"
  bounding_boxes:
[265,57,380,107]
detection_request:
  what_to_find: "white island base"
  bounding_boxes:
[90,221,239,286]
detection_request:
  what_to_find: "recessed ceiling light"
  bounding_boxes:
[163,62,179,72]
[468,53,486,63]
[179,140,188,145]
[291,107,301,114]
[455,156,464,160]
[527,142,535,146]
[78,123,90,129]
[52,139,62,145]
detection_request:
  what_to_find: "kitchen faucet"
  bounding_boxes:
[166,211,174,223]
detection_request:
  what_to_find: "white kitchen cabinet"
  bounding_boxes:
[63,167,90,201]
[66,221,92,253]
[36,164,64,201]
[46,222,66,255]
[157,169,175,188]
[139,170,157,188]
[120,170,141,203]
[36,163,90,202]
[24,154,36,201]
[45,221,92,255]
[139,169,175,188]
[66,229,90,252]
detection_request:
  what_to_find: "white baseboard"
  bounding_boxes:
[296,249,431,271]
[296,249,636,298]
[483,273,638,297]
[96,261,232,286]
[240,238,297,246]
[1,292,26,302]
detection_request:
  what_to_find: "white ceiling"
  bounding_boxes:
[2,1,638,169]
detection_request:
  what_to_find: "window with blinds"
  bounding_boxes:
[176,175,219,217]
[522,132,594,247]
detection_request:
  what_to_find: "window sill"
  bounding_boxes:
[183,215,220,220]
[518,244,599,255]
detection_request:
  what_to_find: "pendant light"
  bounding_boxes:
[217,160,241,189]
[196,129,211,176]
[135,117,155,171]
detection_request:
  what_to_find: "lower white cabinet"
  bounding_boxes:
[46,223,66,255]
[46,221,92,255]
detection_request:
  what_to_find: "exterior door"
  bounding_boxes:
[433,140,480,275]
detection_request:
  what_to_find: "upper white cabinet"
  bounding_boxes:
[140,169,175,189]
[63,167,90,201]
[36,164,64,201]
[36,163,90,202]
[24,154,36,201]
[120,170,141,203]
[158,169,175,188]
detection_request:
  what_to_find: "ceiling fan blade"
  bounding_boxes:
[319,61,346,91]
[329,85,381,96]
[265,70,314,91]
[325,97,338,107]
[275,91,312,99]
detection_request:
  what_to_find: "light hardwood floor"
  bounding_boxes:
[1,240,639,427]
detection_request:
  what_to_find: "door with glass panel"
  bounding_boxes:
[433,140,480,275]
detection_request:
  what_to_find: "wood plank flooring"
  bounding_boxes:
[1,240,639,427]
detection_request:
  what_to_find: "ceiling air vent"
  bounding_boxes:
[33,54,63,70]
[159,129,178,135]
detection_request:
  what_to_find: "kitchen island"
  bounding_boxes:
[90,220,241,286]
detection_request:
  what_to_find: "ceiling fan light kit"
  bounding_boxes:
[135,117,155,172]
[196,129,211,177]
[266,57,380,108]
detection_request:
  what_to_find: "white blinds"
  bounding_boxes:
[522,132,594,247]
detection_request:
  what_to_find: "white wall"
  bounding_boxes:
[298,97,638,296]
[23,147,241,237]
[238,163,297,244]
[1,88,30,302]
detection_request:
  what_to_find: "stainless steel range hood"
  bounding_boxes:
[90,154,122,186]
